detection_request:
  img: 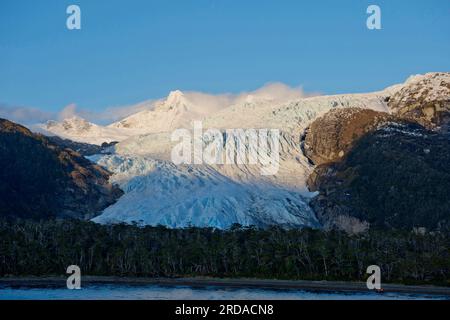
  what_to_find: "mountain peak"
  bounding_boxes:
[166,90,185,104]
[244,94,256,103]
[153,89,191,112]
[46,116,94,132]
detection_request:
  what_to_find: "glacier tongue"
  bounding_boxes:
[91,154,320,229]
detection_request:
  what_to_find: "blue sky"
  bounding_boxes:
[0,0,449,119]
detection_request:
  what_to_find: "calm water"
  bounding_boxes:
[0,283,448,300]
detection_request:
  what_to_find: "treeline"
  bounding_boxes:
[0,218,449,286]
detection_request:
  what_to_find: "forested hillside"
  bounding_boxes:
[1,218,448,286]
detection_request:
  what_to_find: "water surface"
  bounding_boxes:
[0,283,447,300]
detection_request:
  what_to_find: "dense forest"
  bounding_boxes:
[1,218,449,286]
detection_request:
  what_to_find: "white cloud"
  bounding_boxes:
[96,100,155,123]
[55,100,155,125]
[0,104,54,124]
[182,91,234,113]
[58,103,78,120]
[234,82,315,104]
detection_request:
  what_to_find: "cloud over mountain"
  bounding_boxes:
[0,104,54,125]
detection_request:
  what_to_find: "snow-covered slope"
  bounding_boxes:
[35,116,138,145]
[202,91,391,135]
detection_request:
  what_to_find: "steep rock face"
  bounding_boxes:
[388,72,450,132]
[302,108,400,165]
[307,122,450,233]
[0,119,123,219]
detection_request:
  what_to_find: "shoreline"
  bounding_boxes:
[1,276,450,296]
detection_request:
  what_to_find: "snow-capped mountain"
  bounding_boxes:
[88,87,395,228]
[36,86,392,146]
[32,72,450,229]
[37,90,227,145]
[36,116,137,145]
[108,90,224,133]
[34,73,446,147]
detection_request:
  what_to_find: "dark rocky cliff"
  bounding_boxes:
[305,115,450,233]
[0,119,123,220]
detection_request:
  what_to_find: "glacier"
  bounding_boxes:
[90,154,320,229]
